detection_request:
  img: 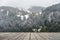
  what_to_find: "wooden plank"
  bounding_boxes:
[9,33,23,40]
[24,33,30,40]
[0,33,60,40]
[15,33,27,40]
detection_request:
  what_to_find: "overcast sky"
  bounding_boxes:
[0,0,60,9]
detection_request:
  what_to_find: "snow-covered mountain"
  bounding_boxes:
[28,6,45,13]
[43,3,60,22]
[0,6,43,31]
[0,3,60,32]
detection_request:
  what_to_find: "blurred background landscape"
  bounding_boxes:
[0,0,60,32]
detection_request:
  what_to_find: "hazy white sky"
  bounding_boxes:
[0,0,60,9]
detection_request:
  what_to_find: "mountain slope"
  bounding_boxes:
[43,3,60,12]
[43,3,60,22]
[28,6,45,13]
[0,6,43,32]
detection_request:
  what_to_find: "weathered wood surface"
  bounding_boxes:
[0,33,60,40]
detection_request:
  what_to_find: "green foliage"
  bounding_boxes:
[41,20,60,32]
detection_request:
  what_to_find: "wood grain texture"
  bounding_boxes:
[0,33,60,40]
